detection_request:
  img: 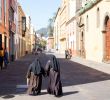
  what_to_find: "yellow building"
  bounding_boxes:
[25,16,31,54]
[54,8,61,52]
[18,3,26,57]
[54,0,82,55]
[47,37,54,51]
[59,0,68,53]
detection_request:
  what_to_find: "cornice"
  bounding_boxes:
[77,0,102,15]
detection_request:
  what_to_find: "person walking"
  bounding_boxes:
[65,50,69,59]
[45,55,63,97]
[0,47,4,70]
[4,49,9,68]
[26,58,45,95]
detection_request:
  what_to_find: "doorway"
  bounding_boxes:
[104,16,110,60]
[80,32,85,58]
[0,34,2,48]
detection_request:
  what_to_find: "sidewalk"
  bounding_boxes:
[71,57,110,74]
[53,50,110,74]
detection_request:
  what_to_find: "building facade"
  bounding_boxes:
[0,0,36,62]
[77,0,110,62]
[15,0,19,59]
[59,0,68,53]
[54,8,61,51]
[9,0,17,61]
[25,15,31,54]
[47,37,54,51]
[0,0,9,54]
[54,0,82,55]
[17,3,26,57]
[66,0,78,56]
[30,25,36,52]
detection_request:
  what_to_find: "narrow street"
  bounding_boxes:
[0,0,110,99]
[0,53,110,100]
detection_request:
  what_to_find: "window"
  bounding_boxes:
[4,35,7,49]
[86,15,89,31]
[10,7,14,21]
[0,0,2,22]
[0,34,2,48]
[97,8,100,28]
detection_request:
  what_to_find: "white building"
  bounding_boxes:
[66,0,82,56]
[54,8,61,51]
[77,0,110,62]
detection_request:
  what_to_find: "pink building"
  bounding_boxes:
[9,0,17,61]
[47,37,54,51]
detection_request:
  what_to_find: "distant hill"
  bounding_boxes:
[37,28,48,37]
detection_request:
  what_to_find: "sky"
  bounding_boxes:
[18,0,61,30]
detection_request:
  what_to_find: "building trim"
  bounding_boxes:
[77,0,102,15]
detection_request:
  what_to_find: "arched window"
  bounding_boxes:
[104,15,109,27]
[97,8,100,27]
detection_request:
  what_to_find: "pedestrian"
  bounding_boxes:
[65,50,69,59]
[0,47,4,70]
[26,58,45,95]
[37,53,49,69]
[4,49,9,68]
[45,55,63,97]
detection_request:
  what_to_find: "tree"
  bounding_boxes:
[48,18,53,37]
[39,39,47,50]
[40,39,46,47]
[47,13,56,37]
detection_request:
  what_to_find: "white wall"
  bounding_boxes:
[83,1,110,62]
[69,0,76,19]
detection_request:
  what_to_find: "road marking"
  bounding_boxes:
[16,85,28,88]
[16,85,27,93]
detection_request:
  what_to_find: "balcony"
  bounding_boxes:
[9,21,16,33]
